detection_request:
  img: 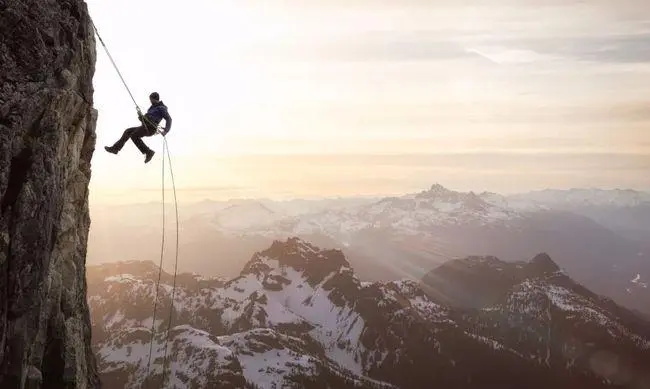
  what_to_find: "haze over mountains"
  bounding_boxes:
[511,188,650,245]
[89,185,650,315]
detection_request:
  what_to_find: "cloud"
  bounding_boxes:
[242,24,650,66]
[464,46,559,64]
[241,31,479,63]
[470,33,650,65]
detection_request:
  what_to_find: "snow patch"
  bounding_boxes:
[104,274,138,283]
[631,274,648,288]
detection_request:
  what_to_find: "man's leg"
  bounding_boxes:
[131,125,156,163]
[130,126,153,154]
[106,126,139,153]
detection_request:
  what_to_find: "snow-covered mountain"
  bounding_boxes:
[198,185,650,315]
[88,184,650,316]
[88,238,650,389]
[210,184,537,238]
[207,186,650,240]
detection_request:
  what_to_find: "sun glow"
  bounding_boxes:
[86,0,650,203]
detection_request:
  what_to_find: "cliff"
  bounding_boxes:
[0,0,99,388]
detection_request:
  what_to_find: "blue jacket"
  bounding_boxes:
[144,101,172,132]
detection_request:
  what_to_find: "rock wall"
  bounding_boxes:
[0,0,99,387]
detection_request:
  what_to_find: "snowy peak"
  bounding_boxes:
[241,237,351,286]
[429,183,449,193]
[416,183,456,198]
[364,184,523,229]
[413,184,489,212]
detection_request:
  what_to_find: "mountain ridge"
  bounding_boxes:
[88,238,650,388]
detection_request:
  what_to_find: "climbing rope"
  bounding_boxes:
[160,136,180,384]
[91,18,181,388]
[141,123,181,388]
[90,19,141,114]
[145,132,166,384]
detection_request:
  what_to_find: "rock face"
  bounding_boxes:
[0,0,99,388]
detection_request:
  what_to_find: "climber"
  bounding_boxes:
[104,92,172,163]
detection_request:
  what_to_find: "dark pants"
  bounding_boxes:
[111,124,156,154]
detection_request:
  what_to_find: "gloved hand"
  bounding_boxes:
[161,129,169,136]
[137,112,144,122]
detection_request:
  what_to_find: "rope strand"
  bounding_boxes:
[160,137,180,384]
[90,19,140,111]
[145,132,167,387]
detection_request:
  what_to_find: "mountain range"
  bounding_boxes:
[88,185,650,315]
[88,238,650,389]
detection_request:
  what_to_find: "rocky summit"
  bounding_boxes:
[88,238,650,389]
[0,0,99,388]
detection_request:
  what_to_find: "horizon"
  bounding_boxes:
[89,182,650,206]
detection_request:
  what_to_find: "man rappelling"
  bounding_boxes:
[104,92,172,163]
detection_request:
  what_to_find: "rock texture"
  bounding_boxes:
[0,0,99,388]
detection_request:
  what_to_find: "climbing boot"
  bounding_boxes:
[144,150,155,163]
[104,146,118,154]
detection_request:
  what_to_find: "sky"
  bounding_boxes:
[86,0,650,204]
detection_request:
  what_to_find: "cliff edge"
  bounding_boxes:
[0,0,99,387]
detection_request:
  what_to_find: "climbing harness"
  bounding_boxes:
[91,18,180,388]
